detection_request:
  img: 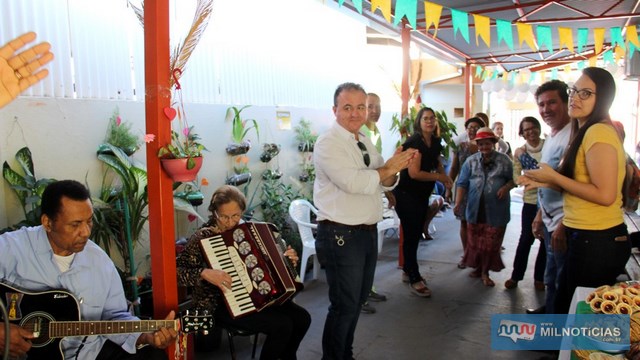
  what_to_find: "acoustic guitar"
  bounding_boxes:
[0,282,212,360]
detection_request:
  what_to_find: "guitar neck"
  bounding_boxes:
[48,319,178,338]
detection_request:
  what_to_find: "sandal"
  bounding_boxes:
[482,276,495,287]
[457,261,466,269]
[410,280,432,298]
[469,269,481,278]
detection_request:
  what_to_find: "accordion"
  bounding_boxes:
[199,222,302,318]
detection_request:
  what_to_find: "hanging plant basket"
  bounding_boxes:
[161,157,203,182]
[97,143,138,157]
[297,143,314,152]
[225,172,252,186]
[262,169,283,180]
[226,141,251,155]
[260,143,281,163]
[299,174,310,182]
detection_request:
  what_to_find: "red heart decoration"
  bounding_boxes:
[163,107,177,121]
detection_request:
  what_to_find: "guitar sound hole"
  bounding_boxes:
[21,312,55,347]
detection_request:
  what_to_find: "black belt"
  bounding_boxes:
[318,220,377,232]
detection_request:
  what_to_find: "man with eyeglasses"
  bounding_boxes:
[313,82,417,360]
[527,79,572,315]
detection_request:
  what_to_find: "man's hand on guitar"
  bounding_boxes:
[0,323,34,358]
[136,311,178,350]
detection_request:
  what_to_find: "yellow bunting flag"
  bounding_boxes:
[588,56,597,67]
[615,45,625,61]
[516,22,537,51]
[563,65,571,75]
[627,25,640,48]
[558,27,574,53]
[424,1,443,37]
[594,28,605,54]
[473,14,491,47]
[371,0,392,23]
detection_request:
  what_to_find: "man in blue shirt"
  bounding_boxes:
[0,180,176,359]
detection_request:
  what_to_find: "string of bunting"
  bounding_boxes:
[338,0,640,78]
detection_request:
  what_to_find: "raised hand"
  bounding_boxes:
[1,32,54,108]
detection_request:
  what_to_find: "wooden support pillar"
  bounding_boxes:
[143,0,178,343]
[401,20,410,117]
[465,62,473,120]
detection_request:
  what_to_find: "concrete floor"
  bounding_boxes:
[195,198,556,360]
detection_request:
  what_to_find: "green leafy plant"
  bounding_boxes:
[1,147,56,233]
[228,105,259,144]
[101,107,141,156]
[390,107,458,159]
[157,126,207,170]
[293,118,318,152]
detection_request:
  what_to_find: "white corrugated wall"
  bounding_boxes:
[1,0,370,108]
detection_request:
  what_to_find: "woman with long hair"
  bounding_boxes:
[393,107,453,297]
[523,67,631,313]
[454,127,514,287]
[448,117,485,269]
[505,116,546,290]
[176,185,311,359]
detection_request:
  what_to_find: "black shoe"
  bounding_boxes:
[368,290,387,302]
[361,302,376,314]
[526,306,546,314]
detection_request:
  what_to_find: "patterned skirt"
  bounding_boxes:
[462,223,505,272]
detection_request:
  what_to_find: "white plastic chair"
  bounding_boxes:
[288,199,321,282]
[377,207,400,254]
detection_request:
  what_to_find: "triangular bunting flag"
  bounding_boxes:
[475,65,483,78]
[627,25,640,49]
[338,0,345,6]
[610,27,625,49]
[516,22,537,51]
[551,68,558,79]
[558,27,574,53]
[615,45,625,62]
[536,25,553,53]
[394,0,418,29]
[602,49,614,64]
[352,0,363,14]
[577,28,589,53]
[451,9,470,43]
[496,19,514,51]
[473,14,491,47]
[594,28,605,54]
[371,0,392,23]
[424,1,443,37]
[588,56,597,67]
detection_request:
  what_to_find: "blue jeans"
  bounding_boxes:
[316,222,378,360]
[543,225,566,314]
[510,203,546,282]
[555,223,631,314]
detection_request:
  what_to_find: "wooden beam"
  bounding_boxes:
[143,0,178,334]
[401,20,410,117]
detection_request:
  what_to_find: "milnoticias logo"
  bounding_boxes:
[497,320,536,343]
[491,314,630,351]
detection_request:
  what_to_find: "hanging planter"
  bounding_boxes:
[97,143,138,157]
[260,143,281,163]
[225,141,251,155]
[225,172,252,186]
[297,142,314,152]
[262,169,283,180]
[161,157,203,182]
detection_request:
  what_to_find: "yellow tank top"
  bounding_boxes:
[563,123,625,230]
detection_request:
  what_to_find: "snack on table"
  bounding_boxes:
[600,300,617,314]
[602,290,619,303]
[616,302,633,315]
[590,298,604,313]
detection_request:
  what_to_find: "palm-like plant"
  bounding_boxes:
[1,147,56,233]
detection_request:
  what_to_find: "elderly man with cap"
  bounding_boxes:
[454,127,514,287]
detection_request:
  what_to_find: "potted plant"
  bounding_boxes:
[98,108,141,156]
[225,105,259,155]
[157,126,207,182]
[1,147,56,233]
[260,143,281,163]
[294,118,318,152]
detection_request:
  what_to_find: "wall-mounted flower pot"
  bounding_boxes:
[260,143,281,162]
[225,172,252,186]
[299,174,309,182]
[297,143,314,152]
[226,141,251,155]
[97,143,138,157]
[161,157,203,182]
[262,169,283,180]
